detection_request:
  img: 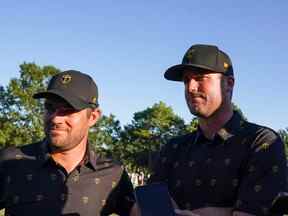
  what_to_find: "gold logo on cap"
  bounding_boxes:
[92,97,97,104]
[224,62,229,69]
[61,74,72,84]
[186,49,195,61]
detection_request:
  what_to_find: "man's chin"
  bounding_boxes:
[189,109,209,119]
[47,137,65,148]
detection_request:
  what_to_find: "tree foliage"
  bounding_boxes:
[0,63,59,147]
[119,101,187,174]
[89,114,122,157]
[279,128,288,157]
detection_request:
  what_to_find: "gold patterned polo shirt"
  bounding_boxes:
[149,111,287,216]
[0,141,135,216]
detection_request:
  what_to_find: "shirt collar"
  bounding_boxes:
[196,111,245,142]
[37,139,98,171]
[216,111,245,141]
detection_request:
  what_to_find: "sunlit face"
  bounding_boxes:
[43,98,100,151]
[183,69,233,118]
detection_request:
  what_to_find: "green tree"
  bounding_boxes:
[0,63,59,148]
[120,101,186,174]
[232,103,247,120]
[89,114,122,157]
[279,128,288,157]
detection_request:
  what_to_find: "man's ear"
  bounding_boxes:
[88,108,102,127]
[226,75,234,92]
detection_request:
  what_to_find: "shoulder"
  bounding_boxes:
[241,121,282,148]
[0,142,41,165]
[165,132,197,149]
[95,154,124,174]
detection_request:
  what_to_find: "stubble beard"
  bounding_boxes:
[186,95,224,119]
[45,127,80,152]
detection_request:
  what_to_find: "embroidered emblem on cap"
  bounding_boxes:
[61,74,72,84]
[224,62,229,69]
[91,97,97,104]
[186,49,195,62]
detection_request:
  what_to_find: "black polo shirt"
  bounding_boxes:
[149,112,287,216]
[0,140,135,216]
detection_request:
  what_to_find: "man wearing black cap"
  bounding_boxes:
[148,45,287,216]
[0,70,135,216]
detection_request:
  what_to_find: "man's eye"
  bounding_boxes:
[195,76,207,81]
[44,104,76,115]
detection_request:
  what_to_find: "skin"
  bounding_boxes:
[43,97,101,173]
[176,69,255,216]
[183,69,234,139]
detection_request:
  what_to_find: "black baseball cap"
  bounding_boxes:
[164,44,234,81]
[33,70,99,110]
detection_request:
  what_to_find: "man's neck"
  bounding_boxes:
[50,140,87,174]
[198,105,233,140]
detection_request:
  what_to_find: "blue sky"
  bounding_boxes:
[0,0,287,130]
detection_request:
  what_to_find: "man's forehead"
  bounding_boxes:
[183,69,220,77]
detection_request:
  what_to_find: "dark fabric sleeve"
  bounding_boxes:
[0,149,6,210]
[234,130,287,216]
[0,167,4,210]
[101,169,135,216]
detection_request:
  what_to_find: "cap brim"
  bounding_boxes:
[164,64,224,81]
[33,89,88,110]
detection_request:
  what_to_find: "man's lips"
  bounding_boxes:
[47,126,68,134]
[190,96,204,103]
